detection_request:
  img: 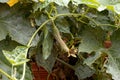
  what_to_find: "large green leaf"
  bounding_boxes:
[78,26,105,53]
[0,4,39,46]
[0,39,32,80]
[104,29,120,80]
[32,0,120,14]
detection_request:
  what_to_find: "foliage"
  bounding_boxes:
[2,46,29,66]
[105,29,120,80]
[0,38,32,80]
[0,0,120,80]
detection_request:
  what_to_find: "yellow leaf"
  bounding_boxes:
[39,0,44,3]
[7,0,19,7]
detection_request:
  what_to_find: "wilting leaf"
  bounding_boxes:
[2,46,29,66]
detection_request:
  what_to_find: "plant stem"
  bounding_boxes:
[27,19,51,47]
[20,48,29,80]
[0,69,17,80]
[47,73,50,80]
[11,65,13,77]
[20,63,26,80]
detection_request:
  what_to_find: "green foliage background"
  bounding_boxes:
[0,0,120,80]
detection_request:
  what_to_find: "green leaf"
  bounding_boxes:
[0,0,8,3]
[36,47,58,73]
[114,3,120,14]
[84,49,103,67]
[33,2,49,12]
[89,0,119,14]
[105,29,120,80]
[88,10,116,31]
[0,4,39,46]
[36,33,58,72]
[56,6,70,14]
[105,53,120,80]
[33,0,72,12]
[97,0,120,14]
[0,26,8,41]
[75,63,95,79]
[72,0,82,6]
[82,0,99,8]
[53,0,70,7]
[55,17,71,33]
[42,26,53,59]
[0,39,32,80]
[78,26,105,53]
[16,65,33,80]
[33,0,120,14]
[2,46,29,66]
[35,13,48,26]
